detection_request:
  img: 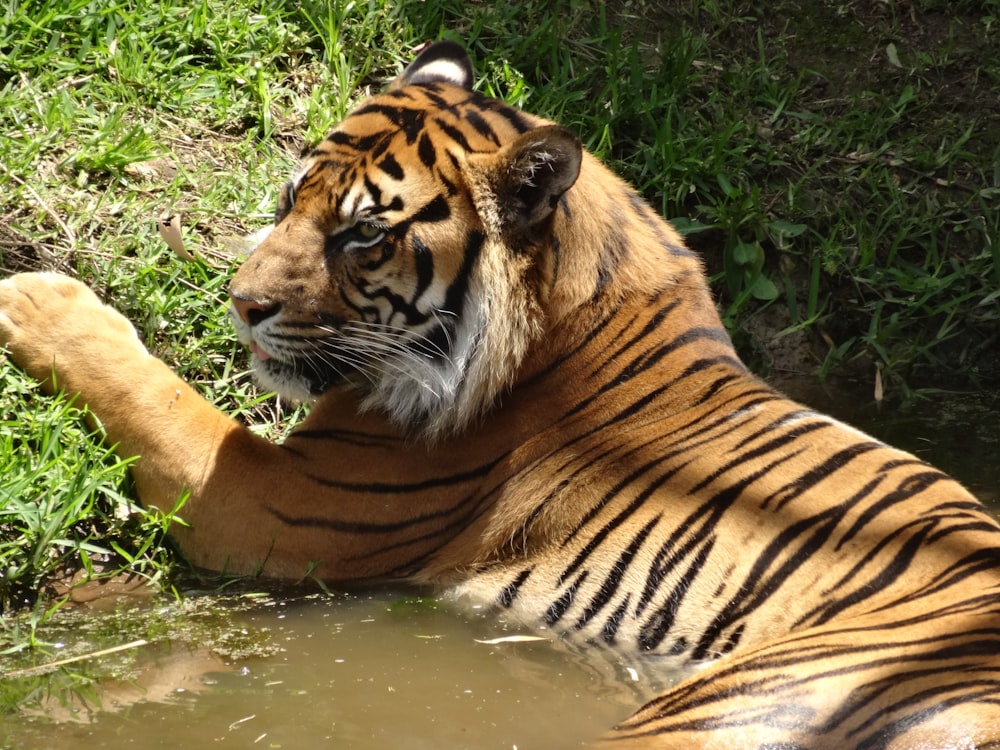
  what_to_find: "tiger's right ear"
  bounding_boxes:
[389,40,474,91]
[472,126,583,239]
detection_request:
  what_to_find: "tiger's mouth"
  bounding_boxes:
[248,340,272,362]
[243,335,356,401]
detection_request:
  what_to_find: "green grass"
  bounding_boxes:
[1,0,998,663]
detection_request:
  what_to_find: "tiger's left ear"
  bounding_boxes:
[479,126,583,237]
[390,40,474,90]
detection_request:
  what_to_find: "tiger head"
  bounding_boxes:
[229,41,698,438]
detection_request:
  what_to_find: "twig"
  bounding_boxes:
[3,639,149,679]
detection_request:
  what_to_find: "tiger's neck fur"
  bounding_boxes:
[407,149,728,441]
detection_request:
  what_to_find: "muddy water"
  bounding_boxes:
[3,590,663,749]
[3,384,998,750]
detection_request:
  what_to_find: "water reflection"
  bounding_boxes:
[4,591,657,749]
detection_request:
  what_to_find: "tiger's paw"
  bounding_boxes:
[0,272,146,387]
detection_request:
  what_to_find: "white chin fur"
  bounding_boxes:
[250,357,316,404]
[363,294,485,437]
[234,290,491,437]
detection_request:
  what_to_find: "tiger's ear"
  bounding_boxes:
[390,40,474,90]
[483,126,583,236]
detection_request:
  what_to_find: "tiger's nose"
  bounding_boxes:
[230,291,280,327]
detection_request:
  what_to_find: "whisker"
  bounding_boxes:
[333,320,454,361]
[327,323,455,370]
[302,339,378,386]
[429,308,457,353]
[269,314,463,403]
[311,336,432,389]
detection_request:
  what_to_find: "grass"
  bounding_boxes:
[0,0,998,683]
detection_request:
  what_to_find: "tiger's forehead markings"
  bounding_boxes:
[348,86,529,153]
[350,102,429,144]
[290,84,535,228]
[343,185,367,221]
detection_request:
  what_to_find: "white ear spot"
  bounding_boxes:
[406,57,470,87]
[392,40,474,90]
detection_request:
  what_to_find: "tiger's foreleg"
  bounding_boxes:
[0,272,361,578]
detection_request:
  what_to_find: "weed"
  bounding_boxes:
[0,383,177,635]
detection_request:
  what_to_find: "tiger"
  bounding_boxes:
[2,39,1000,749]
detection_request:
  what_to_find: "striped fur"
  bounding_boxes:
[232,41,1000,747]
[3,40,1000,748]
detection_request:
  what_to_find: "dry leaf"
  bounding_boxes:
[216,225,274,260]
[885,43,903,69]
[157,214,196,261]
[473,635,548,645]
[125,158,179,182]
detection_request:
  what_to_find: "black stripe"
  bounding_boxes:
[624,327,735,381]
[558,460,687,584]
[519,304,622,385]
[378,152,404,180]
[441,229,483,318]
[304,453,504,494]
[498,568,533,608]
[836,470,951,549]
[577,353,745,441]
[267,495,471,535]
[560,389,784,550]
[347,494,494,561]
[410,235,435,308]
[544,571,588,626]
[363,174,382,206]
[856,690,1000,750]
[701,474,886,638]
[464,108,501,144]
[892,547,1000,608]
[286,427,402,447]
[763,441,883,512]
[688,420,830,494]
[605,298,684,366]
[417,132,436,168]
[477,94,534,133]
[435,118,474,152]
[412,194,451,223]
[352,103,426,142]
[601,595,631,644]
[638,536,715,652]
[358,282,430,326]
[574,516,658,630]
[814,524,937,627]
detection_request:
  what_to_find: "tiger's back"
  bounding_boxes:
[2,40,1000,749]
[439,274,1000,747]
[231,41,1000,748]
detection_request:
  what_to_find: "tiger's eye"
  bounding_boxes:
[356,222,383,240]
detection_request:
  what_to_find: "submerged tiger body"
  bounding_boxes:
[2,40,1000,748]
